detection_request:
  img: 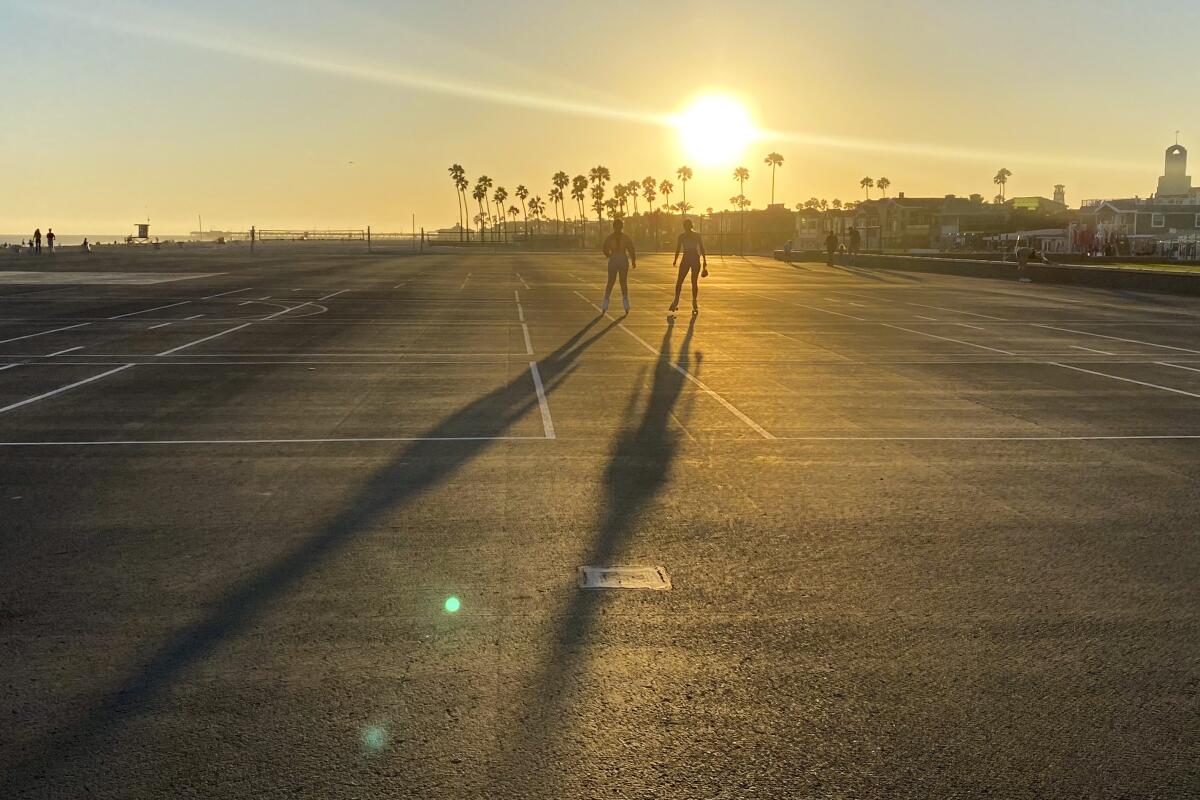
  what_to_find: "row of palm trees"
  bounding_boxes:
[448,155,798,242]
[449,159,1017,241]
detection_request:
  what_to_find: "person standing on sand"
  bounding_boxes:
[600,218,637,313]
[824,230,838,266]
[670,218,708,315]
[33,228,42,255]
[46,229,55,254]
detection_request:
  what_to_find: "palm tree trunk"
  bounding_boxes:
[771,167,776,205]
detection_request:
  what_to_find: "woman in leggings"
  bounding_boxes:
[670,218,707,314]
[601,218,637,313]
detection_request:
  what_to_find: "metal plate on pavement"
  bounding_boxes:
[577,565,671,591]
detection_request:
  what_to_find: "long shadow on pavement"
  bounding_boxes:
[1,314,620,793]
[498,314,699,791]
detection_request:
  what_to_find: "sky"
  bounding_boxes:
[2,0,1198,235]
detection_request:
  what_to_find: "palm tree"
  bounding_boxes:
[589,166,610,224]
[508,205,521,229]
[763,152,783,205]
[528,196,545,234]
[613,183,628,216]
[994,168,1012,202]
[552,172,570,232]
[819,199,828,211]
[733,166,750,197]
[493,186,508,242]
[675,201,693,215]
[659,179,674,215]
[455,174,471,241]
[476,175,493,239]
[515,184,530,238]
[831,199,842,210]
[625,180,640,215]
[590,184,605,227]
[571,175,588,231]
[548,186,564,234]
[641,176,657,212]
[993,193,1004,205]
[860,176,874,199]
[448,164,466,240]
[876,177,891,198]
[472,182,489,240]
[604,198,621,220]
[805,197,820,210]
[676,165,693,217]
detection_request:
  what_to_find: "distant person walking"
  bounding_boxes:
[33,228,42,255]
[670,218,708,315]
[46,228,55,254]
[824,230,838,266]
[848,226,861,265]
[600,218,636,313]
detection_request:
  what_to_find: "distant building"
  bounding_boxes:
[1053,184,1066,205]
[1078,141,1200,255]
[1156,144,1195,198]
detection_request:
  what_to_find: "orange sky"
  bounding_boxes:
[2,0,1197,234]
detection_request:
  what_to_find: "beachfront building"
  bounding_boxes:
[1077,142,1200,257]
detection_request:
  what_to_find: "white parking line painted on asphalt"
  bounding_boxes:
[1051,362,1200,399]
[903,300,1007,320]
[0,322,91,345]
[0,363,21,372]
[317,289,350,301]
[572,290,775,439]
[879,322,1016,355]
[459,274,472,290]
[1157,362,1200,375]
[183,314,204,320]
[0,364,134,415]
[0,435,550,447]
[956,323,985,331]
[148,322,173,330]
[1033,323,1200,353]
[521,323,534,355]
[46,346,84,357]
[1070,345,1114,355]
[108,301,191,319]
[915,315,938,321]
[529,362,555,439]
[773,434,1200,441]
[202,287,254,299]
[156,324,252,356]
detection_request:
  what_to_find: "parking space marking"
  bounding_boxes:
[46,346,84,357]
[1157,362,1200,375]
[202,287,253,299]
[1071,345,1114,355]
[773,434,1200,442]
[529,362,555,439]
[521,323,534,355]
[573,290,775,439]
[0,435,549,447]
[0,322,91,345]
[1051,363,1200,399]
[1033,323,1200,353]
[108,301,191,320]
[0,364,134,415]
[156,324,252,356]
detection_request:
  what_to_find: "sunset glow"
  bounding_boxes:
[675,95,757,168]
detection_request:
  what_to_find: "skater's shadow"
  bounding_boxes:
[1,315,620,794]
[497,314,700,792]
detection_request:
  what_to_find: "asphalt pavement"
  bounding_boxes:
[1,246,1197,798]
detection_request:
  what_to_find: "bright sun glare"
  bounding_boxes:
[676,95,757,167]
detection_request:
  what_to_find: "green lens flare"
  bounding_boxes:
[362,726,387,751]
[444,596,461,613]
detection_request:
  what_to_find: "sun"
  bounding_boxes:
[675,95,758,167]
